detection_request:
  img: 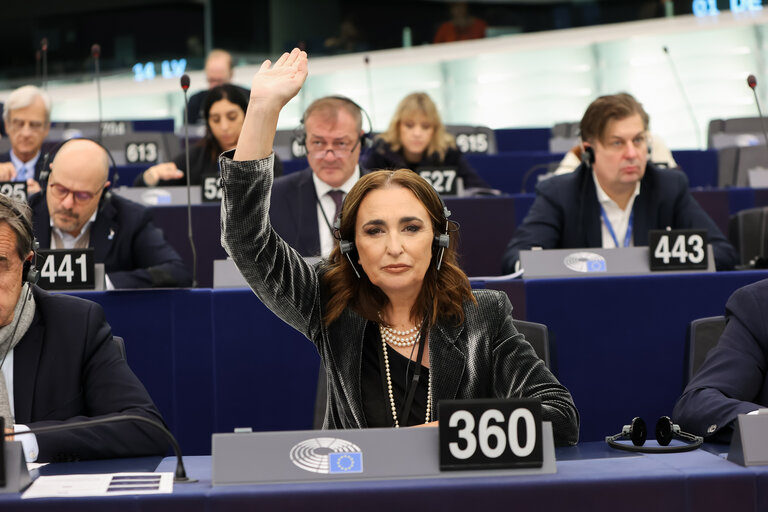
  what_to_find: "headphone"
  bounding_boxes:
[39,136,119,193]
[1,195,39,285]
[606,417,703,453]
[295,95,374,153]
[334,179,452,279]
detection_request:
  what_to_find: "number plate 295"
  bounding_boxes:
[439,398,543,471]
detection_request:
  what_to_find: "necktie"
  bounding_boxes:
[327,190,345,225]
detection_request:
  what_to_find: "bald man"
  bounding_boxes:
[186,49,250,125]
[28,139,192,288]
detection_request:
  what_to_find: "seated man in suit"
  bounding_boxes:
[674,278,768,441]
[0,193,167,462]
[28,139,192,289]
[269,96,367,257]
[0,85,51,195]
[187,49,250,125]
[502,93,738,273]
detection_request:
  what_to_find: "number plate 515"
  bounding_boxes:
[439,398,543,471]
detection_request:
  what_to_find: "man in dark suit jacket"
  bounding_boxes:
[28,139,191,289]
[0,85,52,195]
[187,49,249,125]
[269,96,368,257]
[0,194,167,462]
[502,93,738,273]
[673,278,768,441]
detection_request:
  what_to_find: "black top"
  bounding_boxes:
[362,138,489,189]
[361,322,430,427]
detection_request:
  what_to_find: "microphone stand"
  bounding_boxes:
[180,74,198,288]
[662,46,701,148]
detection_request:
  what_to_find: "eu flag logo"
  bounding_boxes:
[587,260,606,272]
[328,452,363,473]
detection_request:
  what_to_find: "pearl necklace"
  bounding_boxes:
[378,320,422,347]
[379,325,432,427]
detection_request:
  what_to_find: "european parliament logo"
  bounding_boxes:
[563,252,607,273]
[328,452,363,473]
[289,437,364,474]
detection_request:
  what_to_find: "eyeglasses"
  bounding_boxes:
[9,118,46,132]
[306,137,360,158]
[48,181,104,203]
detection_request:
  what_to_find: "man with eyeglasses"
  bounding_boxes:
[0,85,51,196]
[268,96,368,257]
[28,139,191,288]
[501,92,737,272]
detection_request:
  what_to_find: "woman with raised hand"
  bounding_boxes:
[220,49,578,444]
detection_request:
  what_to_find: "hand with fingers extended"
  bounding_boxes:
[0,162,17,182]
[142,162,185,186]
[248,48,309,110]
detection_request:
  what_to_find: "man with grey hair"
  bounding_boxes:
[0,193,167,462]
[0,85,52,195]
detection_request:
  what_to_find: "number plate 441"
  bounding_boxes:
[439,398,543,471]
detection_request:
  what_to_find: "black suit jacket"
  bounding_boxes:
[673,278,768,440]
[29,192,192,288]
[269,167,368,257]
[0,150,46,181]
[501,163,739,272]
[14,287,167,462]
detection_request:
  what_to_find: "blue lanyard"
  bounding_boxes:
[599,204,634,248]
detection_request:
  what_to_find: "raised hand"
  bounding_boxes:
[234,48,309,161]
[248,48,308,110]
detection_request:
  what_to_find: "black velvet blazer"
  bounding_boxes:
[220,152,579,446]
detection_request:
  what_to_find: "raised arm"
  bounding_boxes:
[234,48,308,161]
[220,49,325,342]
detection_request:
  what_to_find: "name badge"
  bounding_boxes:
[36,249,96,290]
[125,142,159,163]
[202,174,222,202]
[419,168,459,195]
[455,132,490,154]
[439,398,543,471]
[649,229,708,271]
[0,181,28,202]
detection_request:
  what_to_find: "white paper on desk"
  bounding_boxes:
[21,472,173,499]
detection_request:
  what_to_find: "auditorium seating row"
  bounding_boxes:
[146,187,768,288]
[68,269,768,456]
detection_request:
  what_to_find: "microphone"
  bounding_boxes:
[3,414,195,483]
[180,74,198,287]
[41,39,48,90]
[746,74,768,147]
[662,46,702,148]
[92,44,103,143]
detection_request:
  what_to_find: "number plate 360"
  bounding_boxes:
[439,398,543,471]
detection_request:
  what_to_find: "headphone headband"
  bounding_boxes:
[40,136,118,187]
[606,416,703,454]
[296,95,374,154]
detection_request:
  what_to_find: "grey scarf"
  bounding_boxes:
[0,284,36,426]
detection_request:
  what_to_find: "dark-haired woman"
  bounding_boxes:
[135,84,281,187]
[220,50,578,444]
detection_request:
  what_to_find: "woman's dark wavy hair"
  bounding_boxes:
[201,84,248,160]
[321,169,475,327]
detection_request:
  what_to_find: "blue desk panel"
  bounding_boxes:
[487,270,768,442]
[0,444,763,511]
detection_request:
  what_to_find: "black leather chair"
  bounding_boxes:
[686,316,726,384]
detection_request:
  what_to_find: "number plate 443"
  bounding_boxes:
[649,229,708,271]
[439,398,543,471]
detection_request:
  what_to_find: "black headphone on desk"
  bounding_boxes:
[333,178,452,278]
[606,416,703,453]
[295,95,374,153]
[0,194,39,285]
